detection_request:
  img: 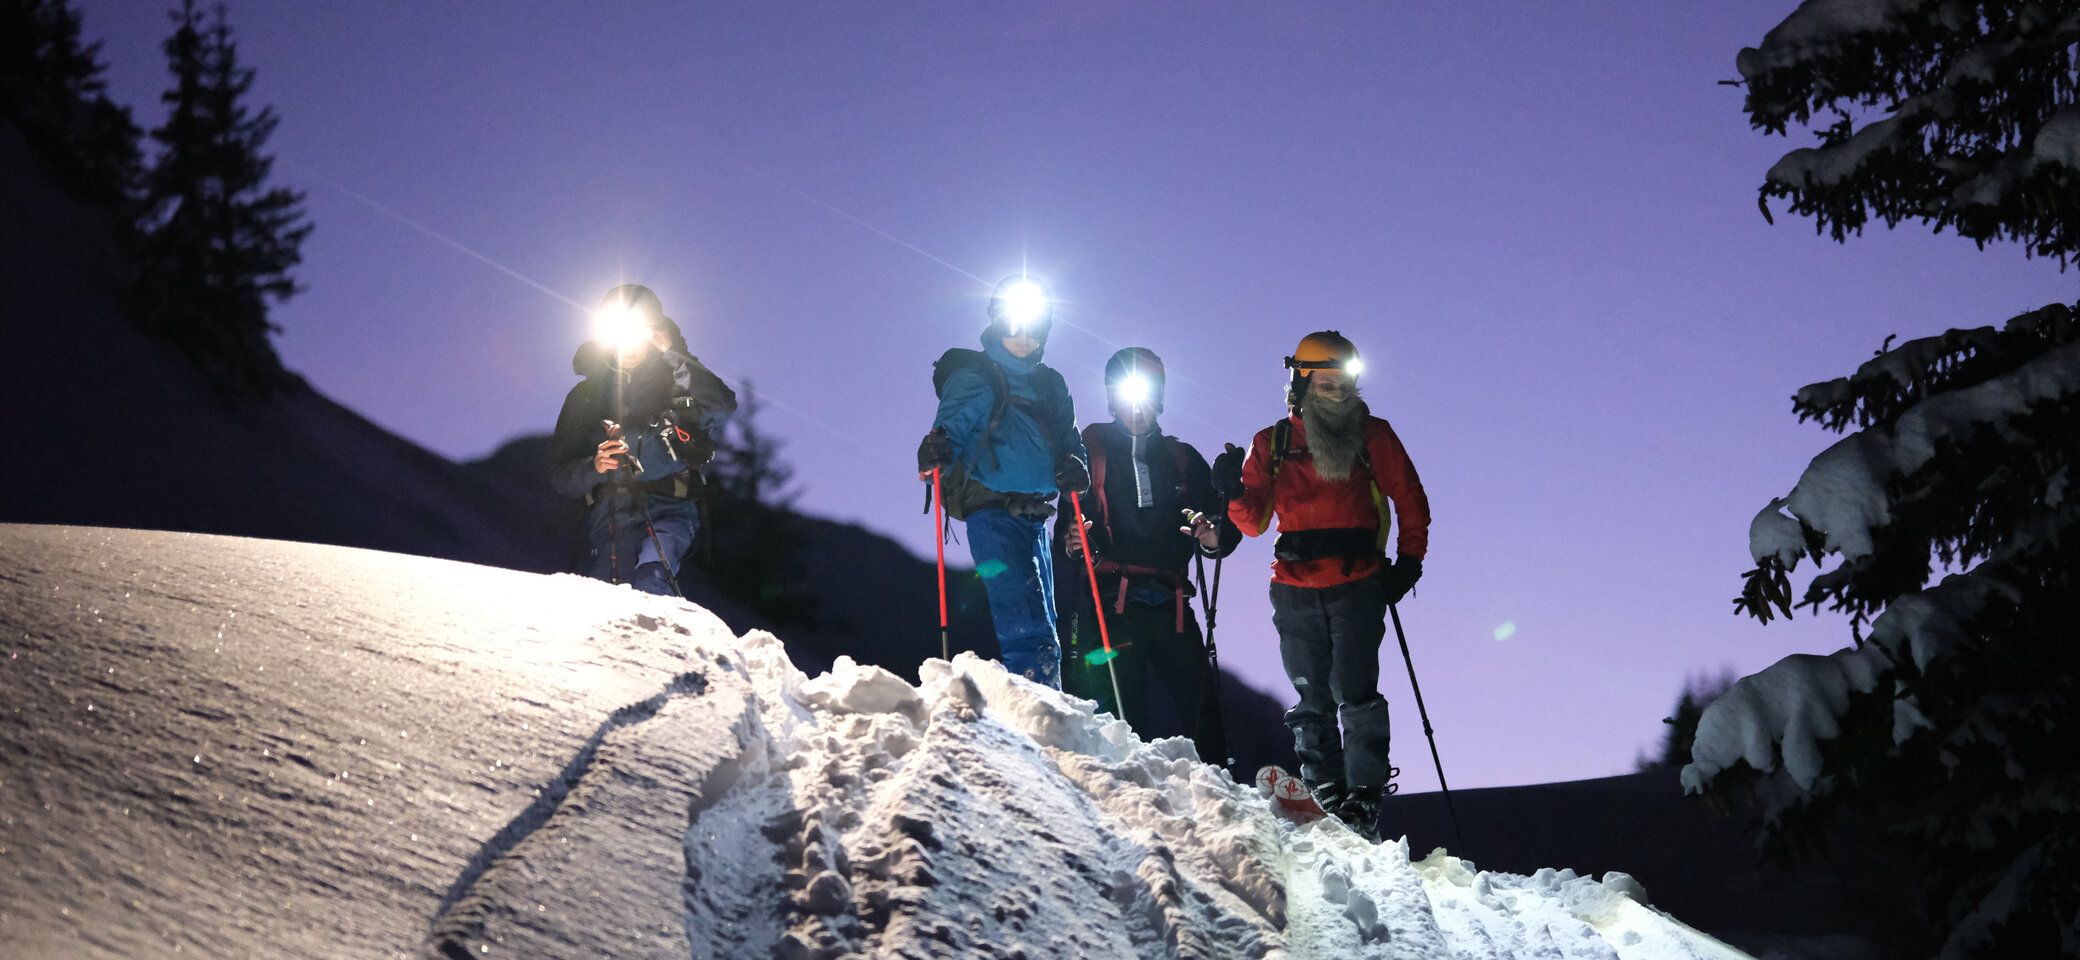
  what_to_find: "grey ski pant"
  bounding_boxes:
[1270,575,1393,791]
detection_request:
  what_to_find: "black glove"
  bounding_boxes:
[1210,443,1246,503]
[1379,553,1423,604]
[918,428,953,475]
[1055,452,1090,495]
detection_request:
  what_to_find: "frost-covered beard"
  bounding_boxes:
[1300,388,1369,481]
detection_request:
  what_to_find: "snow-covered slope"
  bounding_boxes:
[0,524,1748,959]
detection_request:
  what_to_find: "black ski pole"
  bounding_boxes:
[1390,601,1464,850]
[629,481,684,599]
[1194,552,1232,767]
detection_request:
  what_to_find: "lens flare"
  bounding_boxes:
[1116,373,1152,407]
[999,279,1047,330]
[594,301,651,353]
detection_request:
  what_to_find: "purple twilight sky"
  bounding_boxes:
[78,1,2076,790]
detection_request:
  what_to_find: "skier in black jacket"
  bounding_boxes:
[550,284,736,595]
[1056,347,1240,765]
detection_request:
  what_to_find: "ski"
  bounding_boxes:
[1254,765,1328,823]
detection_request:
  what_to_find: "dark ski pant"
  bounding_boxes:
[966,507,1061,688]
[585,492,699,596]
[1270,575,1393,791]
[1061,601,1229,767]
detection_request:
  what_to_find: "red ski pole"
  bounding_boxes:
[933,467,950,661]
[1069,491,1125,713]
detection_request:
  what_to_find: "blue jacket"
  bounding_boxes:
[933,335,1085,496]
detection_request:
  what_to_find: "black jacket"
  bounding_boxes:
[549,341,737,501]
[1055,420,1241,605]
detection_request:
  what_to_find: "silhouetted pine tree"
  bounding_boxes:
[697,384,818,627]
[1691,5,2080,957]
[0,0,142,206]
[136,0,308,400]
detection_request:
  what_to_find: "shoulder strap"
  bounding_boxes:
[1260,419,1292,530]
[1167,435,1190,498]
[1084,424,1110,540]
[1360,423,1391,550]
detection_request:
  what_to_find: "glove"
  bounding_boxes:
[1379,553,1423,604]
[1210,443,1246,503]
[1055,452,1090,495]
[917,428,953,476]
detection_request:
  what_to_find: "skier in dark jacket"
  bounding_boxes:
[1216,330,1431,841]
[917,276,1089,688]
[551,284,737,596]
[1056,347,1241,765]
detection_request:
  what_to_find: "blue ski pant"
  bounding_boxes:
[585,493,699,596]
[966,507,1061,689]
[1270,575,1393,791]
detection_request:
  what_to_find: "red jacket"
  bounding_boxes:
[1228,413,1430,588]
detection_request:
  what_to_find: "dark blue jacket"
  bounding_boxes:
[550,342,737,501]
[932,335,1085,496]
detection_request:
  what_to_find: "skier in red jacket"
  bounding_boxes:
[1213,330,1430,841]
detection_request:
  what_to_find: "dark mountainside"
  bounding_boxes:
[1,116,1933,958]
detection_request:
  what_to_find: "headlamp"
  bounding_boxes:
[1116,372,1153,408]
[996,279,1048,335]
[1283,355,1363,376]
[595,301,653,354]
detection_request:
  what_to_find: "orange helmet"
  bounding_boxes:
[1285,330,1361,376]
[1284,330,1361,410]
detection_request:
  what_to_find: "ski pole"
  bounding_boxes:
[630,483,684,598]
[607,505,621,584]
[1194,551,1232,766]
[1069,491,1125,715]
[1390,602,1464,850]
[933,466,949,662]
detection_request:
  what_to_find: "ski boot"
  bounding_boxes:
[630,561,676,596]
[1336,787,1382,843]
[1305,778,1349,815]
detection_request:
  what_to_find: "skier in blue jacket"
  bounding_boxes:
[918,276,1089,688]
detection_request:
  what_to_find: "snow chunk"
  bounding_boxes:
[1748,497,1807,567]
[1738,0,1922,78]
[1682,647,1890,793]
[797,655,926,728]
[1780,339,2080,562]
[1783,433,1893,560]
[2031,106,2080,171]
[1766,115,1908,189]
[1864,572,2009,669]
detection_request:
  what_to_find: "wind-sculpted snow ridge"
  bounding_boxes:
[0,524,1747,959]
[691,642,1753,960]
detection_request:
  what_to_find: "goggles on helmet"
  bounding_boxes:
[1284,355,1363,376]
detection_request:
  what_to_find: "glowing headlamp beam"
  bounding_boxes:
[998,279,1048,331]
[1284,356,1365,376]
[1116,373,1153,407]
[594,302,653,353]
